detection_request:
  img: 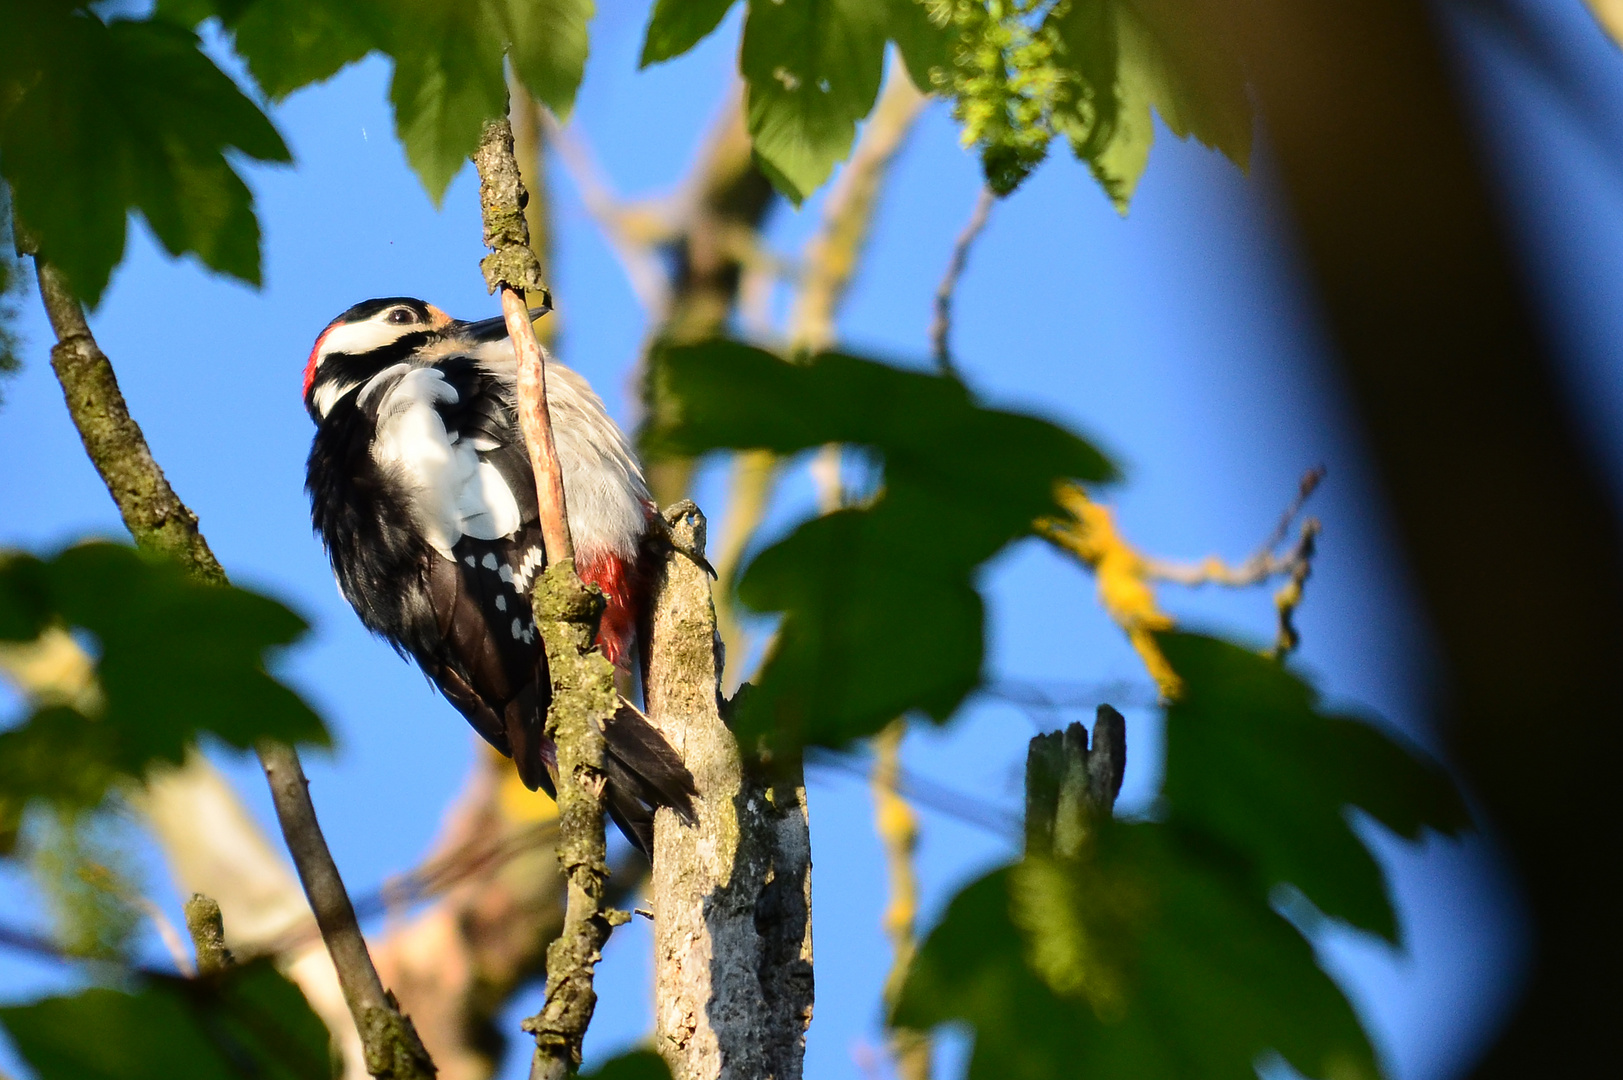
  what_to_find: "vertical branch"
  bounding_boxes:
[472,117,618,1080]
[29,255,435,1080]
[475,118,572,564]
[646,504,814,1080]
[509,84,558,352]
[870,721,929,1080]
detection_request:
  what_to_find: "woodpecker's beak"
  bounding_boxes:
[452,295,553,343]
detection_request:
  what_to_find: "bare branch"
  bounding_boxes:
[33,260,226,586]
[475,117,571,566]
[1141,466,1324,586]
[261,743,438,1079]
[31,254,433,1080]
[541,110,674,314]
[930,187,995,377]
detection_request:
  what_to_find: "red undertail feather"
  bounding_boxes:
[578,552,640,669]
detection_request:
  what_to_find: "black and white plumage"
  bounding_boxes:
[302,297,694,852]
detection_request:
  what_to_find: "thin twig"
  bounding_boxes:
[0,922,71,961]
[29,253,433,1080]
[1272,518,1321,657]
[541,110,673,314]
[476,117,572,565]
[809,751,1022,841]
[930,187,995,377]
[254,818,562,959]
[1142,466,1325,586]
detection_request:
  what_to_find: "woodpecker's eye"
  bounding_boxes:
[386,307,417,325]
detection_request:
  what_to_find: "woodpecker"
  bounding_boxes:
[302,296,694,853]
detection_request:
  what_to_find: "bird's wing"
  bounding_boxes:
[426,528,553,792]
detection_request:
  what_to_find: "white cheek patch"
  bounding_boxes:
[319,319,411,361]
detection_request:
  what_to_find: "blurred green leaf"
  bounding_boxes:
[0,958,332,1080]
[740,0,888,204]
[0,5,290,305]
[1159,633,1469,942]
[223,0,380,99]
[164,0,594,203]
[1072,0,1249,208]
[896,826,1379,1080]
[0,543,329,811]
[507,0,594,119]
[640,0,738,67]
[644,340,1114,753]
[584,1048,674,1080]
[1114,0,1250,168]
[23,804,144,961]
[885,0,954,94]
[385,3,517,202]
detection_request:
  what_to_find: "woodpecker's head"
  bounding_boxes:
[303,297,524,420]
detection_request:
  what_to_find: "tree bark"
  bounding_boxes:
[645,503,814,1080]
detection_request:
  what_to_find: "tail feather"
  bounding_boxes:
[602,703,698,854]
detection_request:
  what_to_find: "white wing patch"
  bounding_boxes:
[368,366,521,558]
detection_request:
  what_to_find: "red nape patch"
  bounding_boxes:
[303,322,337,402]
[578,553,639,669]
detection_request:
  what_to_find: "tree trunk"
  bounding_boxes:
[644,503,814,1080]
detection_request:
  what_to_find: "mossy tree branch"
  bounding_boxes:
[183,893,234,976]
[473,115,619,1080]
[28,252,435,1080]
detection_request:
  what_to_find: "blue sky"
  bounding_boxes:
[5,2,1621,1078]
